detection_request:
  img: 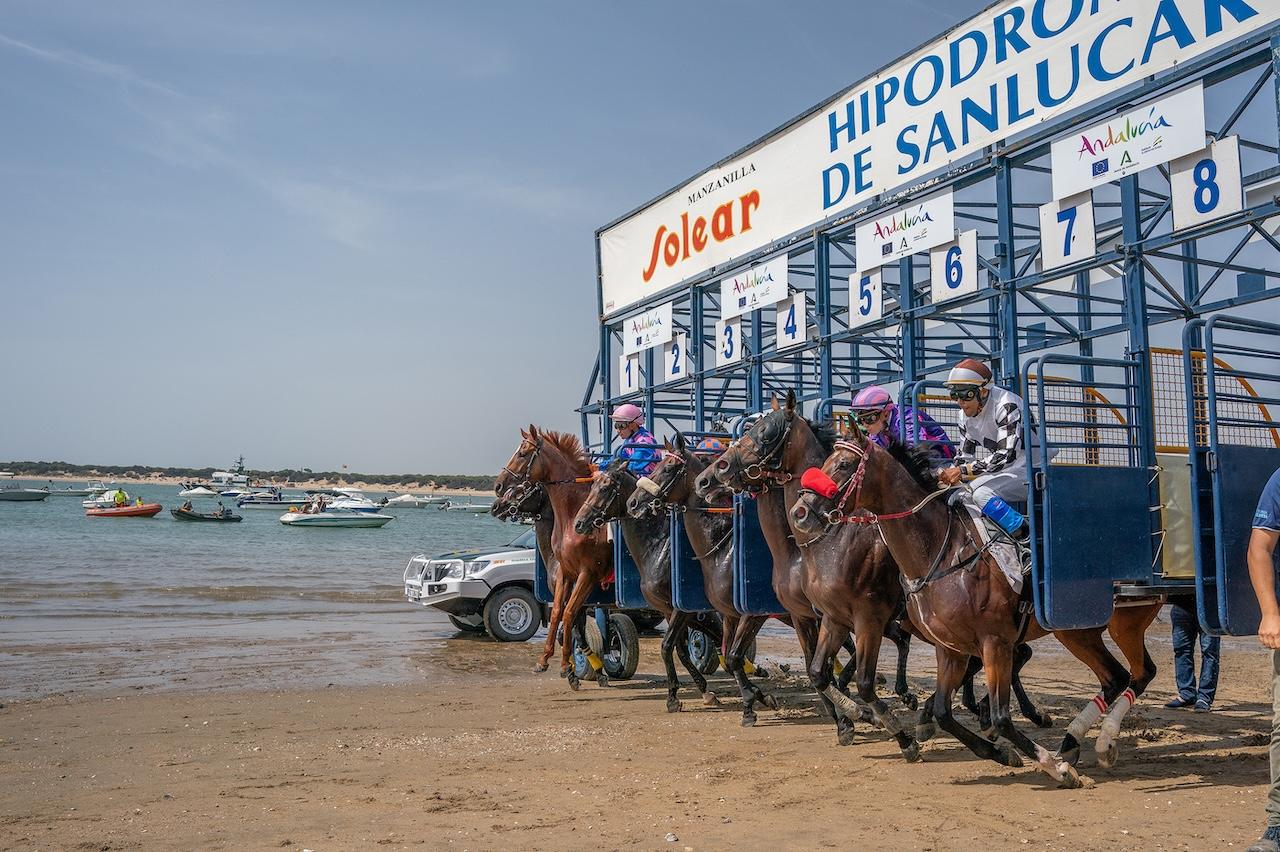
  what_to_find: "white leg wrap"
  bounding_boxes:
[1066,692,1108,741]
[1096,687,1136,750]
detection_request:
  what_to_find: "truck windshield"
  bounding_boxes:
[507,527,536,548]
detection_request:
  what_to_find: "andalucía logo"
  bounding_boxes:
[1076,107,1172,168]
[1091,159,1110,178]
[630,313,665,341]
[730,268,775,304]
[872,206,935,242]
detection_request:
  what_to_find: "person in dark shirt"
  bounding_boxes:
[1246,467,1280,852]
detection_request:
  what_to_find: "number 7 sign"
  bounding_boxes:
[1038,191,1096,271]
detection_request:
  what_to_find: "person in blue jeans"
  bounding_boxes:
[1165,600,1219,712]
[1245,466,1280,852]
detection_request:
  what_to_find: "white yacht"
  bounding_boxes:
[0,482,50,501]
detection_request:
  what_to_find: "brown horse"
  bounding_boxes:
[626,437,779,727]
[495,426,612,689]
[789,424,1160,787]
[573,458,720,711]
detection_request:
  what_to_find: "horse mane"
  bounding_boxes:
[883,439,942,492]
[539,430,592,475]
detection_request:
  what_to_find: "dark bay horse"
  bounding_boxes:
[573,458,719,711]
[697,395,920,758]
[626,437,778,727]
[495,426,613,689]
[790,426,1160,787]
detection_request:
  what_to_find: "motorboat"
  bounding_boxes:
[0,471,14,479]
[0,482,50,502]
[178,485,220,498]
[236,488,307,509]
[385,493,447,507]
[279,507,394,528]
[43,482,99,496]
[171,506,242,522]
[83,489,130,509]
[308,488,382,513]
[439,499,492,513]
[87,502,163,518]
[210,457,254,495]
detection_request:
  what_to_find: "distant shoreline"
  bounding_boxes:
[22,473,493,498]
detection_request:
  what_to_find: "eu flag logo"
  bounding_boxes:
[635,336,642,346]
[881,242,892,256]
[1091,159,1109,177]
[738,297,747,308]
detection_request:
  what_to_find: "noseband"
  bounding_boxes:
[807,440,950,526]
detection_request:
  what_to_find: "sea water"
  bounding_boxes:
[0,482,519,699]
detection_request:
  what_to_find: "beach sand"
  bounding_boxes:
[1,629,1273,851]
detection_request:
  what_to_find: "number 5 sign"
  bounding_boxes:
[1171,136,1243,232]
[1038,191,1096,271]
[618,352,642,394]
[929,230,979,305]
[848,269,882,328]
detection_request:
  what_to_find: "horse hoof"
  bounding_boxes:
[1096,741,1119,769]
[981,726,999,743]
[741,714,757,728]
[667,696,682,713]
[901,740,922,763]
[1057,761,1084,789]
[567,672,580,691]
[1060,745,1081,767]
[996,742,1024,768]
[915,722,937,743]
[1033,712,1053,729]
[753,667,770,679]
[596,672,610,688]
[837,727,856,747]
[900,693,919,712]
[759,693,779,711]
[702,691,720,707]
[533,663,548,673]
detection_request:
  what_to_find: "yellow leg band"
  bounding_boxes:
[718,653,727,668]
[832,659,844,677]
[586,652,604,671]
[742,658,757,676]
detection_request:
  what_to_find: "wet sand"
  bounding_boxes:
[1,623,1273,851]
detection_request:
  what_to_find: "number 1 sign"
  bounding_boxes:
[618,352,642,394]
[1038,191,1096,271]
[929,229,979,305]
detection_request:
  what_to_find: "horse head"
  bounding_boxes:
[626,435,690,518]
[790,417,869,534]
[707,390,797,493]
[573,459,634,535]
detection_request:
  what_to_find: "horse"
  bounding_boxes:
[789,424,1160,787]
[573,458,720,711]
[626,436,779,727]
[495,426,614,689]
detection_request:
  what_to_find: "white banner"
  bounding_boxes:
[855,190,954,271]
[621,301,673,356]
[720,256,789,320]
[598,0,1277,317]
[1050,84,1207,199]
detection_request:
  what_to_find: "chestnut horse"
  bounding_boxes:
[790,425,1160,787]
[573,458,720,711]
[495,426,613,689]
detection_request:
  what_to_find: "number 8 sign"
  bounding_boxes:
[1170,136,1242,232]
[929,229,978,305]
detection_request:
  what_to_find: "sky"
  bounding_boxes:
[1,0,985,475]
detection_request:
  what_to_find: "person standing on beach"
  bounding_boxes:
[1245,466,1280,852]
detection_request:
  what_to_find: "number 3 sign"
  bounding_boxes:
[929,229,979,305]
[1171,136,1243,232]
[715,317,741,367]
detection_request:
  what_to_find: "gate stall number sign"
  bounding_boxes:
[618,352,642,394]
[775,293,807,350]
[663,332,689,381]
[929,229,979,305]
[1170,136,1244,232]
[715,317,741,367]
[848,269,883,328]
[1038,192,1097,271]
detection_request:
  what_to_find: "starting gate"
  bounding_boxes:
[581,8,1280,635]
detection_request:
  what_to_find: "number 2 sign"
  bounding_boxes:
[848,269,882,328]
[618,352,642,394]
[663,332,688,380]
[929,229,979,305]
[1038,191,1096,271]
[1171,136,1243,232]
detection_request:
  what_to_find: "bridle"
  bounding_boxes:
[635,456,687,512]
[717,414,794,492]
[581,469,628,529]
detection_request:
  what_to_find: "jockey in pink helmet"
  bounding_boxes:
[851,385,954,458]
[609,403,659,475]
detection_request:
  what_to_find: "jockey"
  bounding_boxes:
[609,403,659,475]
[937,358,1031,542]
[851,385,954,459]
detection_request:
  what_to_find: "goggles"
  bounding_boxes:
[853,410,884,425]
[947,386,982,402]
[613,420,637,431]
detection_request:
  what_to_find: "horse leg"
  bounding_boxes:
[660,610,689,712]
[558,573,599,691]
[931,646,1018,767]
[1094,603,1161,768]
[724,615,771,726]
[672,620,715,705]
[824,619,920,762]
[806,618,858,745]
[536,568,571,673]
[1054,628,1131,768]
[982,639,1082,789]
[882,620,917,711]
[1011,642,1052,728]
[960,656,993,733]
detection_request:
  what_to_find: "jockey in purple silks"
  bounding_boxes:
[609,403,659,475]
[850,385,955,459]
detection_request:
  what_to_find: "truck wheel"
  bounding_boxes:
[483,586,540,642]
[687,627,719,675]
[603,612,640,680]
[448,614,485,633]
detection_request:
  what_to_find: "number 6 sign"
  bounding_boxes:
[1171,136,1243,232]
[929,229,979,305]
[1038,191,1096,271]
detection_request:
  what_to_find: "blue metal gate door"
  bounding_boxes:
[1185,315,1280,636]
[612,524,650,609]
[670,512,713,612]
[733,495,784,615]
[533,546,614,607]
[1025,355,1154,630]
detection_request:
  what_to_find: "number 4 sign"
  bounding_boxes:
[618,352,642,394]
[663,332,688,381]
[848,269,882,328]
[1038,191,1096,271]
[775,294,807,350]
[1171,136,1243,232]
[929,230,979,305]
